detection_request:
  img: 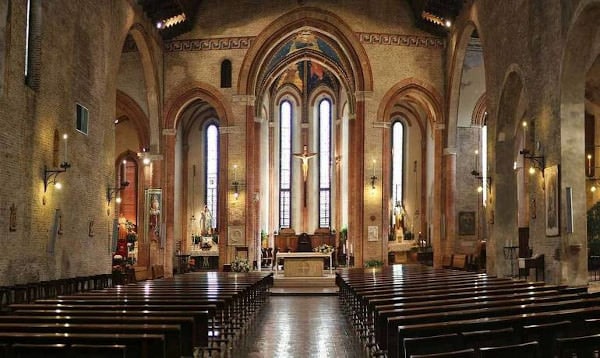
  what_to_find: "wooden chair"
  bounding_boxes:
[403,333,463,358]
[410,348,476,358]
[556,333,600,358]
[522,320,571,358]
[479,340,540,358]
[461,327,516,351]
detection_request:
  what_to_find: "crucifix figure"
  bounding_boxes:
[294,144,317,207]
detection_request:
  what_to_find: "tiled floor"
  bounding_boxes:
[228,296,366,358]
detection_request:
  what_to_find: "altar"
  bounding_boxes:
[275,252,333,277]
[189,236,219,270]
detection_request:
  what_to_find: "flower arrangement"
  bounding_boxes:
[231,256,250,272]
[364,259,384,268]
[125,220,137,243]
[314,244,334,255]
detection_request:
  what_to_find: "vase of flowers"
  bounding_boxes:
[231,256,250,273]
[314,244,334,255]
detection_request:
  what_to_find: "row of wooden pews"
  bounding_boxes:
[0,271,273,358]
[337,264,600,357]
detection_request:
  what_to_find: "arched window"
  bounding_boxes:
[480,122,488,206]
[391,121,405,206]
[0,0,10,93]
[205,123,219,229]
[220,59,232,88]
[24,0,41,90]
[279,100,292,228]
[318,98,331,228]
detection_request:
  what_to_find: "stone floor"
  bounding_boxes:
[220,295,366,358]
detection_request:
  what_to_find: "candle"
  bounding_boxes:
[372,159,376,177]
[63,134,68,163]
[233,164,238,181]
[588,154,593,177]
[522,121,528,149]
[350,243,353,254]
[474,150,479,172]
[122,159,127,183]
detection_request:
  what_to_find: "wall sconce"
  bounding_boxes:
[107,181,129,205]
[231,164,244,200]
[44,134,71,193]
[107,159,130,205]
[471,169,492,193]
[44,162,71,193]
[520,148,545,176]
[520,121,544,175]
[370,159,377,190]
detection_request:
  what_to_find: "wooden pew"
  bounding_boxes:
[0,332,164,358]
[0,323,181,358]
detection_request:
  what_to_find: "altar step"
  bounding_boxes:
[271,273,338,296]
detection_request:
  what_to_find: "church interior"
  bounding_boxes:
[1,0,600,356]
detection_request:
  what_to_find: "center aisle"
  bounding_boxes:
[229,296,365,357]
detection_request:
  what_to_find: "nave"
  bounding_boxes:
[229,296,364,358]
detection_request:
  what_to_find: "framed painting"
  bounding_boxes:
[458,211,476,236]
[367,226,379,241]
[145,188,162,244]
[228,226,245,246]
[544,165,559,236]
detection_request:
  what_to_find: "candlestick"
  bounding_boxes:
[588,154,592,177]
[372,159,376,177]
[474,149,479,172]
[122,159,127,183]
[522,121,527,149]
[63,134,68,163]
[233,164,238,182]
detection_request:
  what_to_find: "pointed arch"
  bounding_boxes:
[116,89,150,150]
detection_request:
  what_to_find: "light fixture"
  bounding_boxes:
[520,121,545,175]
[107,160,130,205]
[520,148,545,175]
[44,133,71,193]
[231,164,244,200]
[107,181,129,205]
[470,169,492,192]
[370,159,377,190]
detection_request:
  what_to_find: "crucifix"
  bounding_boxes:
[294,144,317,207]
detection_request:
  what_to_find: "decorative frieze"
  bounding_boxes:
[165,36,254,52]
[164,33,444,53]
[357,32,445,49]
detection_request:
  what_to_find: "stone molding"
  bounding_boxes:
[165,33,444,52]
[357,32,445,49]
[165,37,254,52]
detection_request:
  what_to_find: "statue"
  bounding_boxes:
[393,201,405,240]
[199,204,212,235]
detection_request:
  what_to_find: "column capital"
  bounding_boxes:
[162,128,176,136]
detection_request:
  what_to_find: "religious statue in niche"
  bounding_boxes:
[9,203,16,232]
[393,201,406,240]
[198,204,212,236]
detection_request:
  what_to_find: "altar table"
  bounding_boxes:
[275,252,333,277]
